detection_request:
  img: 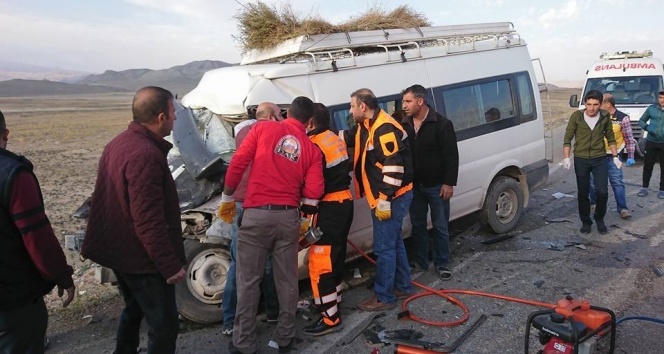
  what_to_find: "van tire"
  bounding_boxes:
[175,239,229,324]
[480,176,523,234]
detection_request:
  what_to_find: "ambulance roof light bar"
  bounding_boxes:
[599,50,653,60]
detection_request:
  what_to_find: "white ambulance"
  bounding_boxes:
[569,50,664,156]
[170,22,549,323]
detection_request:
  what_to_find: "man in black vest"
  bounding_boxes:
[0,109,76,353]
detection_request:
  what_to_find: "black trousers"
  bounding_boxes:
[574,156,608,224]
[0,297,47,354]
[643,140,664,191]
[316,199,354,286]
[113,271,179,354]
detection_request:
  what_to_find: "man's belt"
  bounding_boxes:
[321,189,353,203]
[252,204,298,211]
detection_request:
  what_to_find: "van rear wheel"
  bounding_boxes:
[480,176,523,234]
[175,239,229,324]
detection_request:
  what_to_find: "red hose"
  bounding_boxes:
[346,238,555,327]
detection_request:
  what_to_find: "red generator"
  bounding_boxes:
[524,296,616,354]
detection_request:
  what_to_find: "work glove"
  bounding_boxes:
[217,192,236,224]
[300,215,312,236]
[613,157,623,169]
[562,157,571,170]
[375,199,392,221]
[300,199,319,215]
[626,158,635,167]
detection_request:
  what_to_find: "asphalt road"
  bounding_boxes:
[173,127,664,353]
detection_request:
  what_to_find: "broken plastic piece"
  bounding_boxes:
[652,266,664,277]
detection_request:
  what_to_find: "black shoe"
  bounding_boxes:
[596,221,608,235]
[409,261,427,274]
[302,317,343,336]
[228,342,256,354]
[580,223,592,234]
[436,266,452,281]
[278,339,294,353]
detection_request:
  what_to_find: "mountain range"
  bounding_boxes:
[0,60,232,97]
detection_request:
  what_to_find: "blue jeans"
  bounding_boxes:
[589,156,627,212]
[113,271,179,354]
[222,202,279,326]
[409,184,451,269]
[574,156,608,223]
[371,191,413,304]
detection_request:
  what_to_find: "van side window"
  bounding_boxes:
[441,78,514,130]
[516,72,535,121]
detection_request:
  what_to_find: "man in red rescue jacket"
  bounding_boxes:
[218,96,324,354]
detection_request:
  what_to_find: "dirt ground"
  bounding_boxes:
[0,88,578,352]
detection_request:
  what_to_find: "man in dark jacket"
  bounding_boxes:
[0,109,75,353]
[563,89,618,234]
[400,84,459,281]
[82,87,186,354]
[637,90,664,199]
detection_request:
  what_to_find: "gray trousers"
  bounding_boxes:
[232,207,299,353]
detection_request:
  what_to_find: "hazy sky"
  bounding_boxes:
[2,0,662,84]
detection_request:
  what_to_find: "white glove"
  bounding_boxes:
[562,158,571,170]
[613,157,622,169]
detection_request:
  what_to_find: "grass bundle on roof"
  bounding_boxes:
[234,1,430,52]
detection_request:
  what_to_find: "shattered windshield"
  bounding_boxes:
[582,75,664,105]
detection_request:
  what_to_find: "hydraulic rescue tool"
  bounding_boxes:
[525,296,616,354]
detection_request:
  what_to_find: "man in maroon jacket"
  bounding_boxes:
[218,96,324,354]
[0,109,75,353]
[82,87,186,354]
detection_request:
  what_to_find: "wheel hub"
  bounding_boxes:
[187,249,228,304]
[496,190,517,222]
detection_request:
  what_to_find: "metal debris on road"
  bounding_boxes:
[481,234,514,245]
[544,217,572,223]
[552,192,575,199]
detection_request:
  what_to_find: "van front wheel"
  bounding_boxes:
[175,239,229,324]
[480,176,523,234]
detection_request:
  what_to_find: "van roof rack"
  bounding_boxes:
[240,22,519,66]
[599,50,653,60]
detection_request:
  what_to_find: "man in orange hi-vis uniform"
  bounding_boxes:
[302,103,354,336]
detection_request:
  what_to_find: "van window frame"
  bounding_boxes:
[328,93,403,132]
[433,71,535,141]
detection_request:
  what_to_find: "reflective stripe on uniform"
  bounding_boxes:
[383,175,402,186]
[382,165,404,173]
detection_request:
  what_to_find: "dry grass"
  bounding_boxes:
[234,1,430,52]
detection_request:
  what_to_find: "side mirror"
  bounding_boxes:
[569,94,579,108]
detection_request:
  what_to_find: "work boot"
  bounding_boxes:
[596,220,608,235]
[303,317,343,336]
[580,222,592,234]
[357,296,395,312]
[394,289,413,300]
[619,209,631,219]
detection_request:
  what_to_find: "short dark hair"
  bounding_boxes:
[312,103,330,129]
[132,86,174,124]
[602,94,616,107]
[584,90,603,103]
[350,88,378,110]
[659,91,664,96]
[0,109,5,132]
[289,96,315,124]
[402,84,427,100]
